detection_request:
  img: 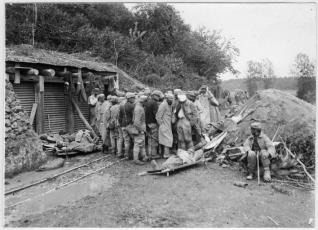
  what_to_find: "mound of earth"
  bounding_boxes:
[222,89,315,164]
[5,80,47,177]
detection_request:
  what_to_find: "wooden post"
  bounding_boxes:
[14,64,20,84]
[65,68,74,134]
[78,68,88,102]
[39,75,44,92]
[35,82,45,134]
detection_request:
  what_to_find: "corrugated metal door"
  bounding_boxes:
[74,99,90,132]
[44,83,67,134]
[12,82,36,130]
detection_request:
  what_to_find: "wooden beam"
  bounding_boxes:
[27,68,39,76]
[14,64,20,84]
[35,83,45,134]
[39,75,45,92]
[29,103,38,125]
[65,67,74,134]
[56,70,71,78]
[71,98,97,138]
[40,69,55,78]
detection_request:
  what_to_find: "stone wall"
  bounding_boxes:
[5,80,47,178]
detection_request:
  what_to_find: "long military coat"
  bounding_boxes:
[156,100,173,147]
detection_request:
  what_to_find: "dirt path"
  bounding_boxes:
[5,154,314,228]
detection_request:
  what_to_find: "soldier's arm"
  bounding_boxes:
[264,135,276,157]
[207,90,219,106]
[243,137,252,153]
[156,103,164,125]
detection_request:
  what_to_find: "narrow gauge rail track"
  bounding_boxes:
[5,155,127,209]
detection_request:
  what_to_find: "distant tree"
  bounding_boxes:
[291,53,316,103]
[245,60,262,96]
[261,58,275,89]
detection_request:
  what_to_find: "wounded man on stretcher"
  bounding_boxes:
[150,148,205,170]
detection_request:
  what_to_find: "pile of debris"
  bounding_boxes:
[5,80,47,177]
[40,129,101,156]
[204,89,315,183]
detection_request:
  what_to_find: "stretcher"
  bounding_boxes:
[138,157,212,177]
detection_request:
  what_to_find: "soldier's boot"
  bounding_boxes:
[263,167,271,182]
[141,147,149,162]
[151,160,160,170]
[246,173,254,180]
[133,145,145,165]
[163,146,172,159]
[150,145,161,159]
[102,145,109,154]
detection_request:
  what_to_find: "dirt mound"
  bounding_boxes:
[223,89,315,161]
[5,80,47,177]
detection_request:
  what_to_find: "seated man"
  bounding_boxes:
[243,122,276,182]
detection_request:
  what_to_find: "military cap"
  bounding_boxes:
[251,122,262,130]
[174,89,182,95]
[139,95,148,102]
[165,92,174,100]
[126,92,135,99]
[152,90,162,97]
[97,94,105,99]
[110,96,118,103]
[177,92,187,102]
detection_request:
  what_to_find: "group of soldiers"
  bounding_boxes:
[88,85,221,165]
[88,85,275,182]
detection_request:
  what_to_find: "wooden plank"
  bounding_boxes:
[35,83,44,134]
[29,103,38,125]
[14,64,20,84]
[71,98,97,139]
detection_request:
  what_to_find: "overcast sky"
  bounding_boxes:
[126,3,316,80]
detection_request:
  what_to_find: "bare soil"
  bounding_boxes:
[5,153,314,228]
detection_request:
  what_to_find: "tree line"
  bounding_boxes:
[245,54,315,104]
[6,3,239,91]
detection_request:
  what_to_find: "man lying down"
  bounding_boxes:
[150,148,205,171]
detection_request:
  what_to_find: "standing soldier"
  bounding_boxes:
[144,90,161,159]
[118,92,135,159]
[88,88,99,128]
[95,94,104,135]
[171,89,181,153]
[186,91,203,144]
[156,92,174,158]
[107,96,120,155]
[101,95,112,154]
[173,92,199,150]
[198,85,221,127]
[132,95,148,165]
